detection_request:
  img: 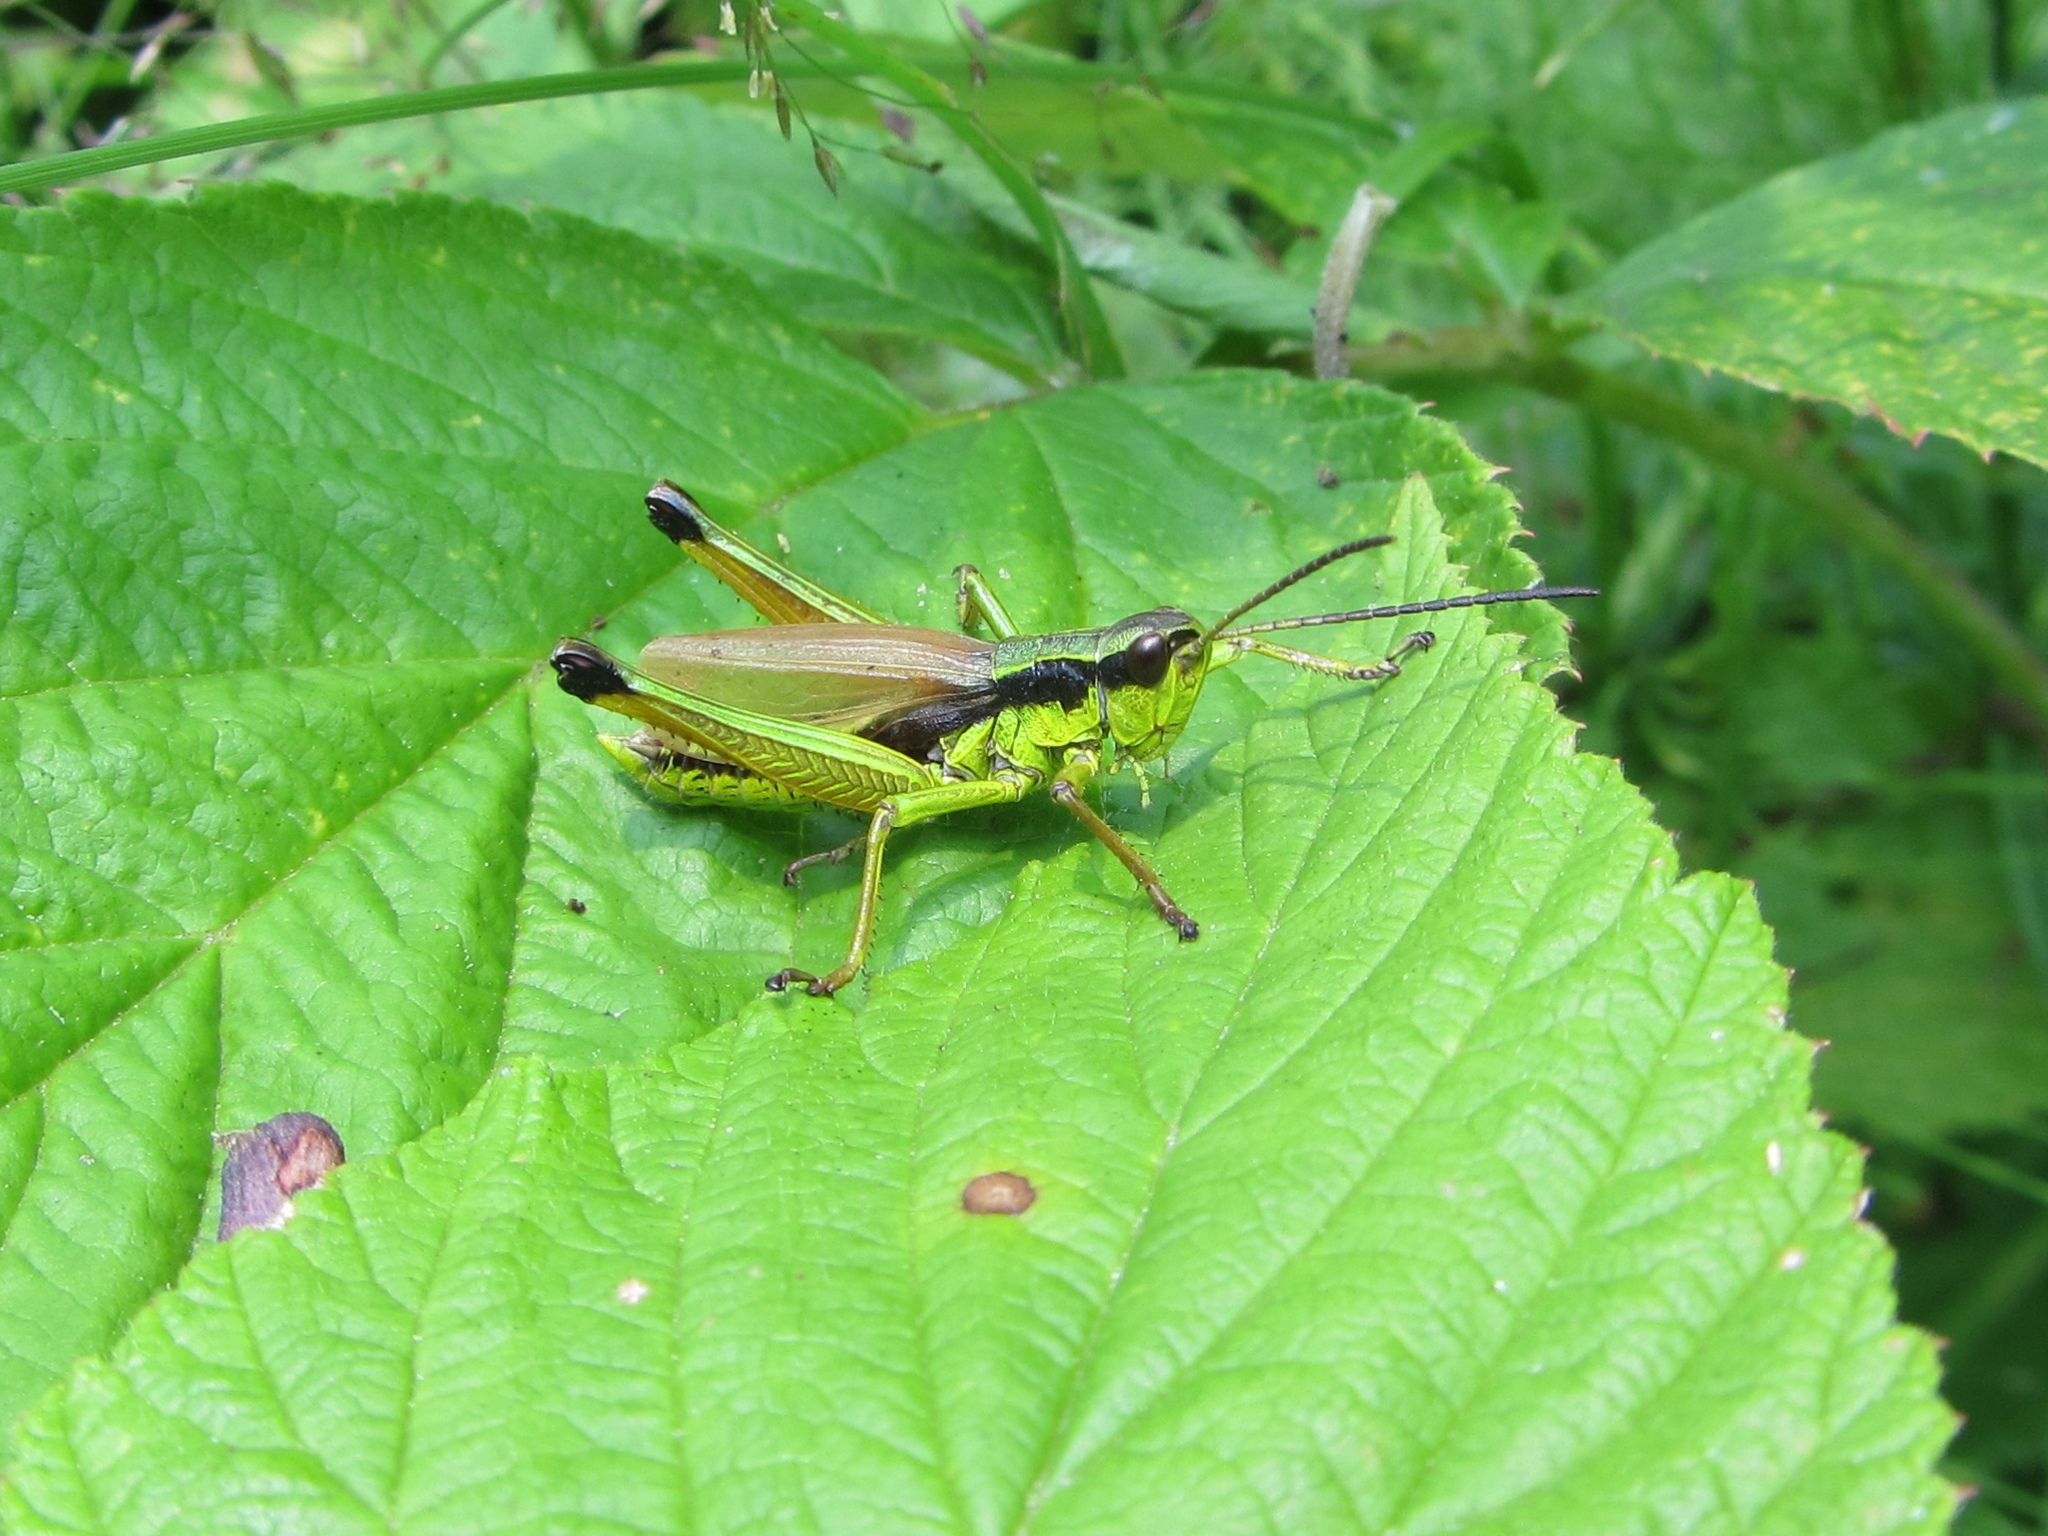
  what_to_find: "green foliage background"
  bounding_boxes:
[1,0,2044,1528]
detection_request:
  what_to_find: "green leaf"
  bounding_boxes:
[270,93,1069,381]
[4,479,1952,1533]
[0,177,1555,1437]
[0,182,917,1427]
[0,181,1951,1524]
[1579,99,2048,468]
[1041,194,1334,341]
[1211,0,1988,252]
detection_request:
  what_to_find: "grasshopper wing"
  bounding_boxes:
[638,624,997,737]
[552,638,946,810]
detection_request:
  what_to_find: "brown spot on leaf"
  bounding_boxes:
[217,1112,344,1240]
[962,1171,1036,1215]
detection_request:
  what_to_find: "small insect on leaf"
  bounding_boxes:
[962,1171,1036,1215]
[813,141,842,197]
[217,1112,344,1240]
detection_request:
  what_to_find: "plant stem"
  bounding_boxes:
[0,32,1386,207]
[419,0,517,81]
[42,0,139,147]
[1313,183,1395,380]
[1351,328,2048,737]
[771,0,1123,378]
[0,58,758,193]
[0,27,1133,377]
[958,41,1393,135]
[1884,1127,2048,1214]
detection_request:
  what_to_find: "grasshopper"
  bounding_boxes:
[551,482,1594,996]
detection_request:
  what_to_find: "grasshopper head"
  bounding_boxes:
[1095,607,1210,762]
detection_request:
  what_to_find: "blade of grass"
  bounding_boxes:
[772,0,1123,378]
[0,59,759,192]
[1880,1127,2048,1212]
[41,0,141,146]
[418,0,517,81]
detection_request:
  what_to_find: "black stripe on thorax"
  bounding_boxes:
[993,655,1097,711]
[862,654,1103,762]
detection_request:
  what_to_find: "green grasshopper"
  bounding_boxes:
[551,482,1594,996]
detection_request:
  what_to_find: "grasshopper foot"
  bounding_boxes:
[765,967,846,997]
[782,837,864,887]
[1146,888,1200,941]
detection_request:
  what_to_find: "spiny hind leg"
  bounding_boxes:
[767,774,1036,998]
[1050,751,1198,941]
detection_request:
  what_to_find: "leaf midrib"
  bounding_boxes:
[0,673,529,1125]
[1010,635,1516,1530]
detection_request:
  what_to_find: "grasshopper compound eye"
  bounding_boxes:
[1123,630,1170,688]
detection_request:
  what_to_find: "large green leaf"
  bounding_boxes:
[1580,99,2048,468]
[0,182,1952,1526]
[0,178,1556,1442]
[270,93,1068,382]
[5,477,1951,1533]
[1181,0,1988,252]
[0,182,916,1429]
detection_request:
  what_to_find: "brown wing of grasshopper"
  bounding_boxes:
[645,481,883,625]
[552,639,942,812]
[637,623,995,737]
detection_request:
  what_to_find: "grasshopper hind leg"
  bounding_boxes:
[768,774,1036,998]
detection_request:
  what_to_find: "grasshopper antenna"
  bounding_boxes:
[1219,583,1600,638]
[1202,534,1596,644]
[1200,535,1396,645]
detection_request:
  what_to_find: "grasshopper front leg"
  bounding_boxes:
[768,772,1039,997]
[1049,750,1199,940]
